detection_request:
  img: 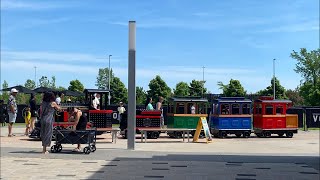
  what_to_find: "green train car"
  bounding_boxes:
[167,97,208,138]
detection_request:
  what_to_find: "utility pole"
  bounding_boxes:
[127,21,136,150]
[108,55,112,105]
[273,59,276,99]
[202,66,205,98]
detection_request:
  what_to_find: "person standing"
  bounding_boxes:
[24,107,31,136]
[117,102,126,122]
[92,93,100,109]
[0,100,7,127]
[40,92,61,154]
[156,96,164,128]
[55,92,62,105]
[191,103,196,114]
[145,97,154,110]
[29,93,37,132]
[7,88,18,137]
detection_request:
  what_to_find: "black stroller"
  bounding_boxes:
[51,128,97,154]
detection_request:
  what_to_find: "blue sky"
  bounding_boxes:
[1,0,319,93]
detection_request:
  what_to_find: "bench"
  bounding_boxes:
[96,128,121,144]
[136,128,195,143]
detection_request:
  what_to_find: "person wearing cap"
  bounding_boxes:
[7,88,18,137]
[117,102,126,122]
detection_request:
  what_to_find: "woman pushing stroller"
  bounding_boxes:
[67,107,88,152]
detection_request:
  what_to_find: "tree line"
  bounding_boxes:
[1,48,319,106]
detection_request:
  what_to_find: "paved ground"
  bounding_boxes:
[0,127,319,180]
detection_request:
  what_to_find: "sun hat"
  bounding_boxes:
[10,88,18,93]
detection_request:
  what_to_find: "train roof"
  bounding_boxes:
[84,89,111,94]
[213,97,252,103]
[169,96,208,102]
[254,99,292,103]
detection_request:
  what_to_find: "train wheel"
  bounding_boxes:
[256,133,264,138]
[199,132,205,139]
[264,131,271,138]
[174,131,182,139]
[286,132,293,138]
[149,132,159,139]
[235,133,242,138]
[278,133,284,137]
[243,131,251,138]
[219,131,227,138]
[213,134,219,138]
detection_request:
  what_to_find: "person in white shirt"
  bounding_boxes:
[117,102,126,122]
[191,104,196,114]
[92,93,100,110]
[55,92,62,105]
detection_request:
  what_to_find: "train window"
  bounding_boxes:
[198,103,206,114]
[220,104,230,114]
[242,104,251,114]
[231,104,240,114]
[168,103,174,113]
[276,106,283,114]
[265,104,274,115]
[176,103,185,114]
[257,104,262,114]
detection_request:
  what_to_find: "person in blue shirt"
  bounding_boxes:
[145,97,154,110]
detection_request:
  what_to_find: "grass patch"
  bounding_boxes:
[299,128,320,130]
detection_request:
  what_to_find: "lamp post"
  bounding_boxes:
[34,66,37,87]
[273,59,276,99]
[108,55,112,105]
[202,66,205,98]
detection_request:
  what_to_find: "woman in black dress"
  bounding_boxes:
[29,93,37,132]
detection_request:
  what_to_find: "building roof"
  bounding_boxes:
[169,96,208,102]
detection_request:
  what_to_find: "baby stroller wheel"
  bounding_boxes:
[83,147,91,154]
[57,144,62,152]
[51,145,57,153]
[90,145,96,152]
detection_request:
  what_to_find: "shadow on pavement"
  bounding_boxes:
[87,154,320,180]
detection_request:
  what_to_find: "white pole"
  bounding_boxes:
[128,21,136,150]
[108,55,112,105]
[273,59,276,99]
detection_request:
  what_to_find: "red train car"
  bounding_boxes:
[253,96,298,138]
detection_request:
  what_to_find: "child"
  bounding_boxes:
[24,107,31,136]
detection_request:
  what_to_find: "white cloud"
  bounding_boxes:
[259,20,320,33]
[1,0,71,10]
[1,50,124,63]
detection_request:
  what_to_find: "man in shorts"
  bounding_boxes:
[67,107,88,152]
[7,88,18,137]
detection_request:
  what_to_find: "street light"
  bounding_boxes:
[34,66,37,87]
[202,66,205,98]
[273,59,276,99]
[108,55,112,105]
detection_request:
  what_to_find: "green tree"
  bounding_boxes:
[291,48,320,86]
[68,79,84,92]
[0,80,9,101]
[285,88,304,106]
[24,79,36,90]
[291,48,320,106]
[56,86,66,91]
[110,77,127,104]
[39,76,50,87]
[96,68,114,89]
[189,80,207,97]
[257,77,287,99]
[50,76,56,89]
[147,75,171,101]
[217,79,246,97]
[174,82,190,96]
[136,86,147,105]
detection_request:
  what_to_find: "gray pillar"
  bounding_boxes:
[127,21,136,150]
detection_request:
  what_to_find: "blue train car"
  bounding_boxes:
[210,97,252,138]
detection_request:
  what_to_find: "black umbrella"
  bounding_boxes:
[1,85,35,94]
[61,90,84,97]
[33,87,55,93]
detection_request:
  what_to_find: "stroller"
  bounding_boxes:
[51,128,97,154]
